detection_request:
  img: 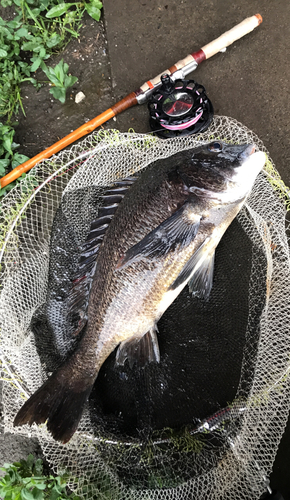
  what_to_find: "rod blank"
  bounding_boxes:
[0,14,262,189]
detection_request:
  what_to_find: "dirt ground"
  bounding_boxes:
[14,14,113,158]
[1,1,290,498]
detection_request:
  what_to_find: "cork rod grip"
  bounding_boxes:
[201,14,262,60]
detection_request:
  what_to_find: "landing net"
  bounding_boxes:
[1,116,290,500]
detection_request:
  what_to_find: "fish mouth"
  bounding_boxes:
[219,143,256,163]
[238,144,256,160]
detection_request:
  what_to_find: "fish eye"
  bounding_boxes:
[208,141,223,152]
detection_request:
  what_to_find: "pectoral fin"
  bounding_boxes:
[117,203,201,269]
[188,249,215,300]
[115,326,160,368]
[169,237,215,300]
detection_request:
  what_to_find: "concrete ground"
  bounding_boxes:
[1,0,290,498]
[104,0,290,186]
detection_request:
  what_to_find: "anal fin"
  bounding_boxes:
[115,326,160,369]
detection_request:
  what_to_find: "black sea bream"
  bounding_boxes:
[14,141,266,443]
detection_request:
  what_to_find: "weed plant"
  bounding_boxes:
[0,0,102,198]
[0,454,80,500]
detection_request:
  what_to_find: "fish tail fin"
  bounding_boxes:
[14,362,96,443]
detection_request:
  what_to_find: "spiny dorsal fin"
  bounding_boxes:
[66,175,138,336]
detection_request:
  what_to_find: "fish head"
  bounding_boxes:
[178,141,266,203]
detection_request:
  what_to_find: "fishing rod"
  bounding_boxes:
[0,14,262,189]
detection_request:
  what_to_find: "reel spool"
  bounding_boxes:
[148,74,214,138]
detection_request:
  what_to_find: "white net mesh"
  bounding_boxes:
[1,116,290,499]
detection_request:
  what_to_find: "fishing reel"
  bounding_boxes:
[148,74,214,139]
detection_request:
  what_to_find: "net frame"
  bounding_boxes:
[0,116,290,499]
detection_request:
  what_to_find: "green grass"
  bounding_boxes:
[0,454,80,500]
[0,0,103,199]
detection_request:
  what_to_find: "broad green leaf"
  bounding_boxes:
[34,460,43,476]
[49,86,66,103]
[48,74,61,86]
[54,484,63,494]
[39,0,50,8]
[54,60,64,84]
[3,134,14,154]
[12,153,30,168]
[32,487,44,500]
[0,43,9,51]
[64,74,78,88]
[12,41,20,56]
[90,0,103,9]
[6,19,21,29]
[0,49,8,57]
[31,57,42,72]
[15,27,29,38]
[0,125,13,136]
[43,65,61,86]
[45,3,75,18]
[1,0,13,7]
[47,491,58,500]
[0,25,12,37]
[21,40,43,52]
[46,34,61,48]
[30,8,41,17]
[32,482,46,491]
[85,2,102,21]
[11,141,20,150]
[0,158,10,173]
[22,477,33,485]
[21,488,35,500]
[39,47,46,58]
[18,60,31,71]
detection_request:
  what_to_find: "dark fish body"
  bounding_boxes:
[14,142,265,442]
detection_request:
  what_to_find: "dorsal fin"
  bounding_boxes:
[66,175,138,336]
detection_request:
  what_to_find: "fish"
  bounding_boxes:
[14,141,266,443]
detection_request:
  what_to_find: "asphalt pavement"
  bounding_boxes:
[104,0,290,185]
